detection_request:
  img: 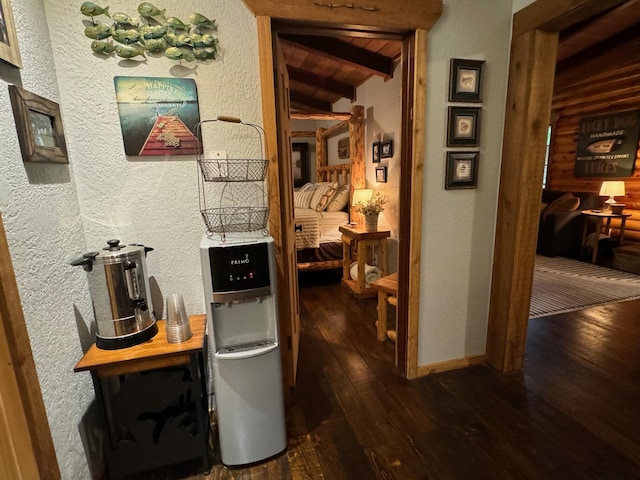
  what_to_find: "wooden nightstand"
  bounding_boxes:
[339,224,390,298]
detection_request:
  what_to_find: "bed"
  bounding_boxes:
[294,165,351,271]
[292,106,364,272]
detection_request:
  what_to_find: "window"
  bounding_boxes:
[542,125,552,189]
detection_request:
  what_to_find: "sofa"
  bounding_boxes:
[537,190,600,257]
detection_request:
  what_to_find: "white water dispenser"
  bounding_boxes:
[200,233,286,466]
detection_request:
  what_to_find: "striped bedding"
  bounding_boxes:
[294,209,349,249]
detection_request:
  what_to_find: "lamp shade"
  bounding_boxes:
[352,188,373,205]
[599,181,625,197]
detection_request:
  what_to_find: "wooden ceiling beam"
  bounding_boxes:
[556,0,640,62]
[555,25,640,91]
[290,90,332,112]
[288,66,356,100]
[280,34,394,78]
[291,111,351,121]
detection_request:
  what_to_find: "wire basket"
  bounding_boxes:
[195,116,269,240]
[198,158,268,182]
[201,206,268,235]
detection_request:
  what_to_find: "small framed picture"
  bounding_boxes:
[381,140,393,158]
[375,166,387,183]
[337,137,349,159]
[445,151,478,189]
[372,141,381,163]
[8,85,68,163]
[447,106,481,147]
[449,58,485,103]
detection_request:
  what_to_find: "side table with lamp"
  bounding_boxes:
[599,180,626,213]
[581,181,630,263]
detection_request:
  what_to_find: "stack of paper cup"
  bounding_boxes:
[165,294,193,343]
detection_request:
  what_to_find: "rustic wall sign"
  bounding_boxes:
[574,109,640,178]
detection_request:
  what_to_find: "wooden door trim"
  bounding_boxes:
[513,0,629,35]
[0,213,60,479]
[486,0,625,372]
[252,8,441,379]
[243,0,443,31]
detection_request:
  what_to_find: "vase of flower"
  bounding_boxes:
[364,213,379,232]
[354,191,387,232]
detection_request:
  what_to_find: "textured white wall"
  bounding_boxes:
[46,0,261,323]
[419,0,512,365]
[0,0,95,478]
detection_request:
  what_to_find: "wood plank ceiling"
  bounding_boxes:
[554,0,640,92]
[278,31,402,114]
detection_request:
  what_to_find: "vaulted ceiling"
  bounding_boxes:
[277,0,640,115]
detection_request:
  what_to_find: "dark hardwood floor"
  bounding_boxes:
[189,275,640,479]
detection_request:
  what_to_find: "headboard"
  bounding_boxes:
[317,163,350,187]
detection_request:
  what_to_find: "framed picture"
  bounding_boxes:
[372,141,381,163]
[375,166,387,183]
[445,151,478,189]
[292,142,310,188]
[0,0,22,68]
[447,106,481,147]
[337,137,349,159]
[114,76,201,156]
[449,58,484,103]
[381,140,393,158]
[8,85,68,164]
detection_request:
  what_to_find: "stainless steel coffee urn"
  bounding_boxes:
[71,239,158,349]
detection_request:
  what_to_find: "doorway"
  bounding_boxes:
[246,2,442,384]
[486,0,633,372]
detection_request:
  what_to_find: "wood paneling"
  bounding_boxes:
[548,62,640,247]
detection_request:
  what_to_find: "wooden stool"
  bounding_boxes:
[370,272,398,342]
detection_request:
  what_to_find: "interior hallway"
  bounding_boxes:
[191,279,640,479]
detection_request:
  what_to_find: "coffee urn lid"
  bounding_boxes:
[93,238,145,261]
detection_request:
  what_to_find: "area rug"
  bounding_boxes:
[529,255,640,318]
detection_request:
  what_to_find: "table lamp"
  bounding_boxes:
[352,189,373,224]
[599,181,625,211]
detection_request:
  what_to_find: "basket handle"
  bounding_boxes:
[217,115,242,124]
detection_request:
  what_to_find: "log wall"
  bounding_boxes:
[548,63,640,244]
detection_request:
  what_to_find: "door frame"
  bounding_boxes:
[0,212,60,479]
[246,0,442,380]
[485,0,630,372]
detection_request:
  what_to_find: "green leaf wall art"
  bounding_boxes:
[80,2,219,62]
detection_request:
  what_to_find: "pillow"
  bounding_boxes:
[310,182,338,212]
[541,193,580,220]
[326,184,350,212]
[294,184,317,209]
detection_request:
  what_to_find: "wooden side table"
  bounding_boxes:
[339,224,390,298]
[370,272,398,342]
[74,315,211,479]
[580,210,631,263]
